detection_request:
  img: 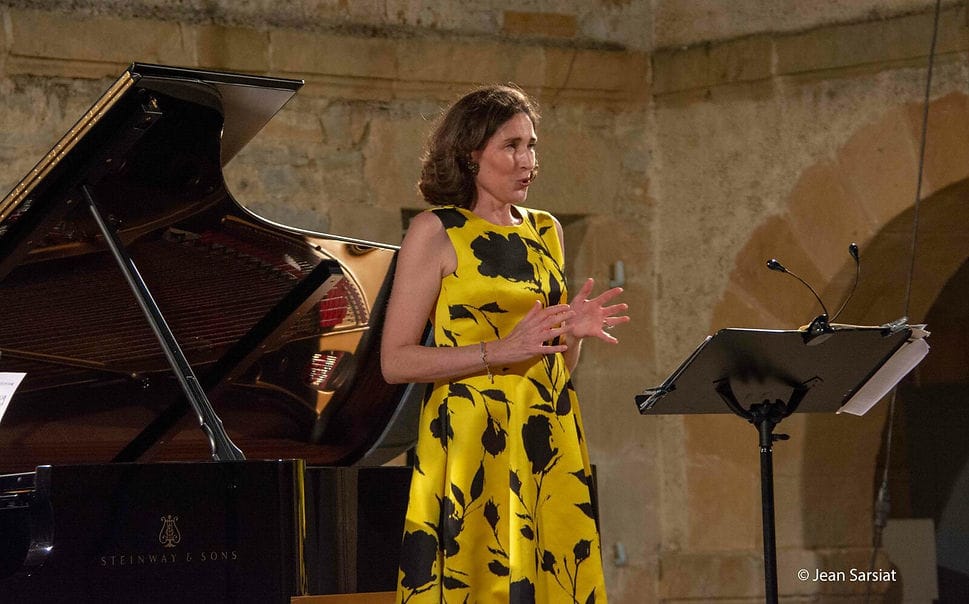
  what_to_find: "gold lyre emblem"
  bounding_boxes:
[158,515,181,549]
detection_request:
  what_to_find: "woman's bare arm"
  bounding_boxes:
[380,211,574,384]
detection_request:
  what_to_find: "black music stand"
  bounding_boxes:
[636,323,928,604]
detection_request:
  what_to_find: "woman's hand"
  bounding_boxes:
[566,278,630,344]
[488,301,574,365]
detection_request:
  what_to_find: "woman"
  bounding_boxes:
[382,84,628,604]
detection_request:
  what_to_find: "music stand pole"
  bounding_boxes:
[714,378,815,604]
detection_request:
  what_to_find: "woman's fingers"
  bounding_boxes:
[591,286,625,305]
[536,306,572,344]
[574,277,595,300]
[494,302,573,363]
[541,304,573,324]
[601,302,629,315]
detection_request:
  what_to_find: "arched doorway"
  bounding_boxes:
[881,257,969,601]
[688,93,969,598]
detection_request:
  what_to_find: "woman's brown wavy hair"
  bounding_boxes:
[418,84,540,208]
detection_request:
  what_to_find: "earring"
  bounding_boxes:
[465,156,479,176]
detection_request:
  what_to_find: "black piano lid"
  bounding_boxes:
[0,63,303,280]
[129,63,303,166]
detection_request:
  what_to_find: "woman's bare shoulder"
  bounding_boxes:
[408,208,447,232]
[399,209,457,276]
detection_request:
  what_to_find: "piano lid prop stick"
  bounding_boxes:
[81,184,245,461]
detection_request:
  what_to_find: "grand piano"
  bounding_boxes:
[0,63,421,602]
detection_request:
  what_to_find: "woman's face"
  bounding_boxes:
[471,112,537,208]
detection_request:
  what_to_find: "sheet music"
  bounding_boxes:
[837,328,930,416]
[0,372,26,424]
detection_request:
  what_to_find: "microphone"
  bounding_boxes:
[831,243,861,323]
[765,258,830,318]
[765,257,831,342]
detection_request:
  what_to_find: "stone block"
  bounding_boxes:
[307,32,636,104]
[594,444,660,558]
[897,227,969,319]
[196,25,269,73]
[271,29,398,80]
[652,45,711,96]
[658,550,765,599]
[836,105,921,228]
[534,122,623,216]
[776,6,968,77]
[362,112,426,215]
[566,48,649,98]
[397,37,519,88]
[799,421,886,549]
[248,96,326,145]
[777,548,824,595]
[729,214,827,328]
[903,92,969,196]
[7,9,191,70]
[660,547,898,600]
[325,202,402,243]
[713,35,773,86]
[711,281,789,332]
[684,414,761,550]
[810,548,899,597]
[0,8,8,77]
[502,11,578,39]
[653,35,772,96]
[604,559,657,604]
[784,160,873,281]
[506,45,553,90]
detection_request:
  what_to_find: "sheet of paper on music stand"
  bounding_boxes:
[0,372,26,424]
[837,329,929,416]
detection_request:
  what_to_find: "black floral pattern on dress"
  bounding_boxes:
[510,578,537,604]
[397,207,606,603]
[471,232,537,286]
[398,529,438,590]
[481,415,507,455]
[439,495,463,557]
[522,415,559,475]
[448,301,508,339]
[429,402,452,449]
[434,207,468,230]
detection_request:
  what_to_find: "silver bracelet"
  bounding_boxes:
[479,341,494,383]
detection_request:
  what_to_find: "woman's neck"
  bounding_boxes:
[471,201,522,226]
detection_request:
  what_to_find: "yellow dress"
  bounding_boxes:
[396,206,607,604]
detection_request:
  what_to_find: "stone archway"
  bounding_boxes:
[673,91,969,599]
[884,256,969,601]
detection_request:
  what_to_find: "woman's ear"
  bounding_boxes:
[470,149,481,163]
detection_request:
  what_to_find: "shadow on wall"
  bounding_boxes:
[801,177,969,601]
[889,258,969,602]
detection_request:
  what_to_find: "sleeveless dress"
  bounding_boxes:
[396,205,607,604]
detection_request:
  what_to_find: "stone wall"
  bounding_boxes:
[649,3,969,602]
[2,1,968,602]
[653,0,955,47]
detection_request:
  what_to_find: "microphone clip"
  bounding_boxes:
[803,313,833,345]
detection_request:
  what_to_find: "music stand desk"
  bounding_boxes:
[637,324,928,603]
